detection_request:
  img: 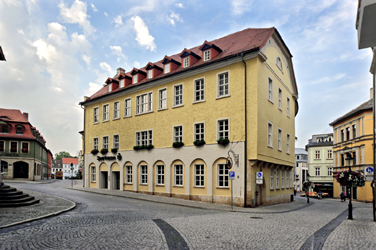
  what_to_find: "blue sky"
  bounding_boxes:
[0,0,373,156]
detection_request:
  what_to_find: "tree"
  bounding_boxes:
[55,151,73,160]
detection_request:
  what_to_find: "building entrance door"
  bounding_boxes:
[112,171,120,190]
[13,161,29,178]
[100,171,108,189]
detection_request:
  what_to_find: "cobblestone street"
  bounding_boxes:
[1,180,375,250]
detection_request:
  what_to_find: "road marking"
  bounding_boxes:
[152,219,189,250]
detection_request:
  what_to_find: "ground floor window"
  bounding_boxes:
[174,164,183,186]
[141,165,148,184]
[156,165,164,185]
[217,164,228,187]
[195,164,204,187]
[91,166,96,182]
[126,165,132,183]
[1,161,8,174]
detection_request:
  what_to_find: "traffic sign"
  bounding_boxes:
[229,171,235,180]
[366,167,374,173]
[256,172,263,184]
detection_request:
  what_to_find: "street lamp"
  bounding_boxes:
[70,163,74,188]
[346,152,354,220]
[306,172,310,203]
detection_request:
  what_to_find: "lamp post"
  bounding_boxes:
[70,163,73,188]
[346,152,354,220]
[306,172,310,203]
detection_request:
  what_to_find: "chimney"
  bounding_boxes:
[371,88,374,99]
[117,67,125,77]
[23,112,29,120]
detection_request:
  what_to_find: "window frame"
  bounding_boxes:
[194,122,205,142]
[124,98,132,117]
[173,83,183,107]
[135,129,153,146]
[183,57,189,68]
[278,128,282,151]
[158,88,167,110]
[268,77,273,103]
[276,168,280,189]
[103,104,109,122]
[164,63,170,74]
[286,133,290,154]
[113,101,120,120]
[173,125,183,143]
[120,79,125,88]
[267,122,273,148]
[287,97,290,117]
[10,141,18,153]
[194,164,205,187]
[315,167,320,176]
[136,91,153,115]
[217,71,230,98]
[91,166,96,182]
[126,165,133,184]
[327,150,333,159]
[278,88,282,110]
[217,163,229,188]
[21,142,29,154]
[193,77,205,103]
[133,74,138,84]
[102,136,109,149]
[281,170,285,188]
[174,164,183,186]
[93,138,98,150]
[148,69,153,79]
[328,167,333,176]
[217,118,229,140]
[315,150,321,159]
[270,167,274,190]
[113,134,119,149]
[140,165,148,184]
[156,165,165,185]
[276,56,283,72]
[204,50,211,61]
[93,107,99,124]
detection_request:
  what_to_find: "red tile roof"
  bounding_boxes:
[62,157,78,164]
[0,108,29,123]
[82,28,286,104]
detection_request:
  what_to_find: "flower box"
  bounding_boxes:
[217,138,230,146]
[172,142,184,148]
[100,148,108,154]
[111,148,118,154]
[10,148,17,152]
[22,148,28,153]
[336,170,365,187]
[133,145,154,151]
[193,140,206,146]
[91,149,99,155]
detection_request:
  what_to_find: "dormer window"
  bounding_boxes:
[16,127,23,134]
[120,79,125,88]
[1,125,8,133]
[204,50,211,61]
[108,83,112,92]
[183,57,189,68]
[165,63,170,74]
[148,69,153,79]
[133,75,138,84]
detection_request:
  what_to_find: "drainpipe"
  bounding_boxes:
[241,52,248,207]
[373,66,376,222]
[81,105,85,187]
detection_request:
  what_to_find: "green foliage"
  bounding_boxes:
[217,138,230,146]
[55,151,75,159]
[133,145,154,150]
[193,140,206,146]
[100,148,108,154]
[172,142,184,148]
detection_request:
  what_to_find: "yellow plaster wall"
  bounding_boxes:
[189,159,207,195]
[111,163,120,171]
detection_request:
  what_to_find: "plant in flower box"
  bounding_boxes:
[100,148,108,154]
[336,170,366,187]
[193,140,206,146]
[111,148,118,154]
[217,138,230,146]
[22,148,28,153]
[172,141,184,148]
[11,148,17,152]
[91,149,99,155]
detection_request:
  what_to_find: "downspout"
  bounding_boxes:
[241,52,248,207]
[373,63,376,222]
[33,139,35,181]
[81,104,85,187]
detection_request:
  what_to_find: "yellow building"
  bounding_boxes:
[79,28,298,207]
[330,93,373,202]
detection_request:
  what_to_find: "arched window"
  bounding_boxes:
[276,57,283,72]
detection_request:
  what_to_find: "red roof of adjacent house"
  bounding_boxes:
[62,157,78,165]
[0,108,28,123]
[81,28,290,105]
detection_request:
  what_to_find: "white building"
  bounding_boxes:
[294,148,308,192]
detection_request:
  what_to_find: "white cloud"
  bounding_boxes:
[100,62,112,74]
[59,0,95,35]
[110,45,126,62]
[104,12,108,17]
[133,61,140,67]
[168,11,182,26]
[175,3,184,8]
[114,15,123,27]
[81,54,91,65]
[230,0,252,16]
[91,3,98,12]
[84,82,102,96]
[310,73,346,85]
[131,16,156,51]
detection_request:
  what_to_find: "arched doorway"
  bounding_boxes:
[13,161,29,178]
[1,160,8,175]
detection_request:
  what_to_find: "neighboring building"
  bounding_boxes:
[294,148,308,192]
[0,109,52,181]
[62,157,79,179]
[79,28,299,207]
[0,46,5,61]
[305,133,334,197]
[51,159,63,178]
[329,91,374,202]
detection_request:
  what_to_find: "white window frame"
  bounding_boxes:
[276,56,283,72]
[91,166,96,182]
[278,88,282,110]
[290,170,293,188]
[328,167,333,176]
[286,170,289,188]
[140,165,148,184]
[267,122,273,148]
[268,77,273,103]
[93,107,99,123]
[136,130,153,146]
[281,170,285,188]
[193,77,205,103]
[136,92,153,114]
[217,118,229,140]
[174,164,183,186]
[113,101,120,119]
[327,150,333,159]
[108,83,112,92]
[286,133,290,154]
[194,122,205,141]
[173,125,183,143]
[156,165,165,185]
[204,50,211,61]
[148,69,153,79]
[124,98,131,117]
[217,71,230,98]
[287,97,290,117]
[315,167,320,176]
[93,138,98,150]
[217,164,229,188]
[164,63,170,74]
[270,167,274,189]
[103,104,109,121]
[194,164,205,187]
[315,150,321,159]
[276,169,280,189]
[120,79,125,88]
[103,136,109,149]
[158,88,167,110]
[113,134,119,149]
[183,57,189,68]
[173,84,183,107]
[126,165,132,183]
[278,128,282,151]
[133,74,138,84]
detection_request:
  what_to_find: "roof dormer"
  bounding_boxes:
[162,56,181,74]
[118,74,132,88]
[145,62,163,79]
[179,49,201,68]
[105,78,119,92]
[198,40,222,62]
[130,68,146,84]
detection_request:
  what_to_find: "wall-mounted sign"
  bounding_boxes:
[97,153,122,162]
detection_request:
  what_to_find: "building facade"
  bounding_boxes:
[330,93,373,202]
[62,157,79,179]
[80,28,299,207]
[294,148,308,192]
[51,159,62,178]
[0,109,52,181]
[305,133,334,196]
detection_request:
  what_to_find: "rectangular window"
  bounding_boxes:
[327,150,332,159]
[278,88,282,110]
[93,138,98,150]
[16,127,23,134]
[156,165,164,185]
[133,74,138,84]
[218,72,229,97]
[126,165,132,183]
[103,104,109,121]
[286,134,290,154]
[218,164,229,187]
[148,69,153,79]
[164,63,170,74]
[0,141,4,151]
[1,126,8,133]
[21,142,28,153]
[183,57,189,68]
[267,122,273,147]
[136,130,153,146]
[278,128,282,151]
[315,168,320,176]
[328,167,333,176]
[141,165,148,184]
[10,142,17,152]
[195,164,205,187]
[124,98,131,117]
[113,135,119,149]
[276,169,280,189]
[113,101,120,119]
[174,164,183,186]
[268,78,273,102]
[174,84,183,106]
[286,170,289,188]
[120,79,125,88]
[93,107,99,123]
[174,126,183,142]
[270,168,274,189]
[103,136,108,149]
[136,92,153,114]
[352,124,356,139]
[194,123,205,141]
[204,50,210,61]
[91,166,96,182]
[194,78,205,102]
[315,150,321,159]
[346,127,350,141]
[287,97,290,117]
[159,89,167,110]
[218,119,229,139]
[108,83,112,92]
[341,129,345,142]
[281,170,285,188]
